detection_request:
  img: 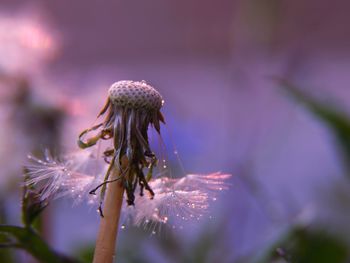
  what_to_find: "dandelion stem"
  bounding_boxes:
[92,159,127,263]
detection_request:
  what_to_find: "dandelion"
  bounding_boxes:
[26,80,231,263]
[77,80,165,209]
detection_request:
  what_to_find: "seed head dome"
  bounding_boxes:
[108,80,163,110]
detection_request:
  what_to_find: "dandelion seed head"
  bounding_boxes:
[78,80,166,207]
[108,80,163,111]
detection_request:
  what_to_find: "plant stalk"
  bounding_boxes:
[92,166,124,263]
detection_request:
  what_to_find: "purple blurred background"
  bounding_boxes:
[1,0,350,262]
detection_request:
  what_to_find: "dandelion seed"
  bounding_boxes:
[121,172,230,229]
[25,149,104,204]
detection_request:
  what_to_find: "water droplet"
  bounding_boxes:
[121,225,125,229]
[152,231,156,235]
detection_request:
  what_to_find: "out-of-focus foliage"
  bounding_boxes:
[252,80,350,263]
[257,225,348,263]
[0,225,79,263]
[279,79,350,173]
[73,244,95,263]
[0,201,13,263]
[22,180,49,227]
[0,181,80,263]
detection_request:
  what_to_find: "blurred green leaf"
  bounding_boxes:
[0,237,14,263]
[73,243,95,263]
[259,226,348,263]
[0,225,80,263]
[0,200,14,263]
[21,179,49,227]
[279,79,350,173]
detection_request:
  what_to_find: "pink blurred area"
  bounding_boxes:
[1,0,350,262]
